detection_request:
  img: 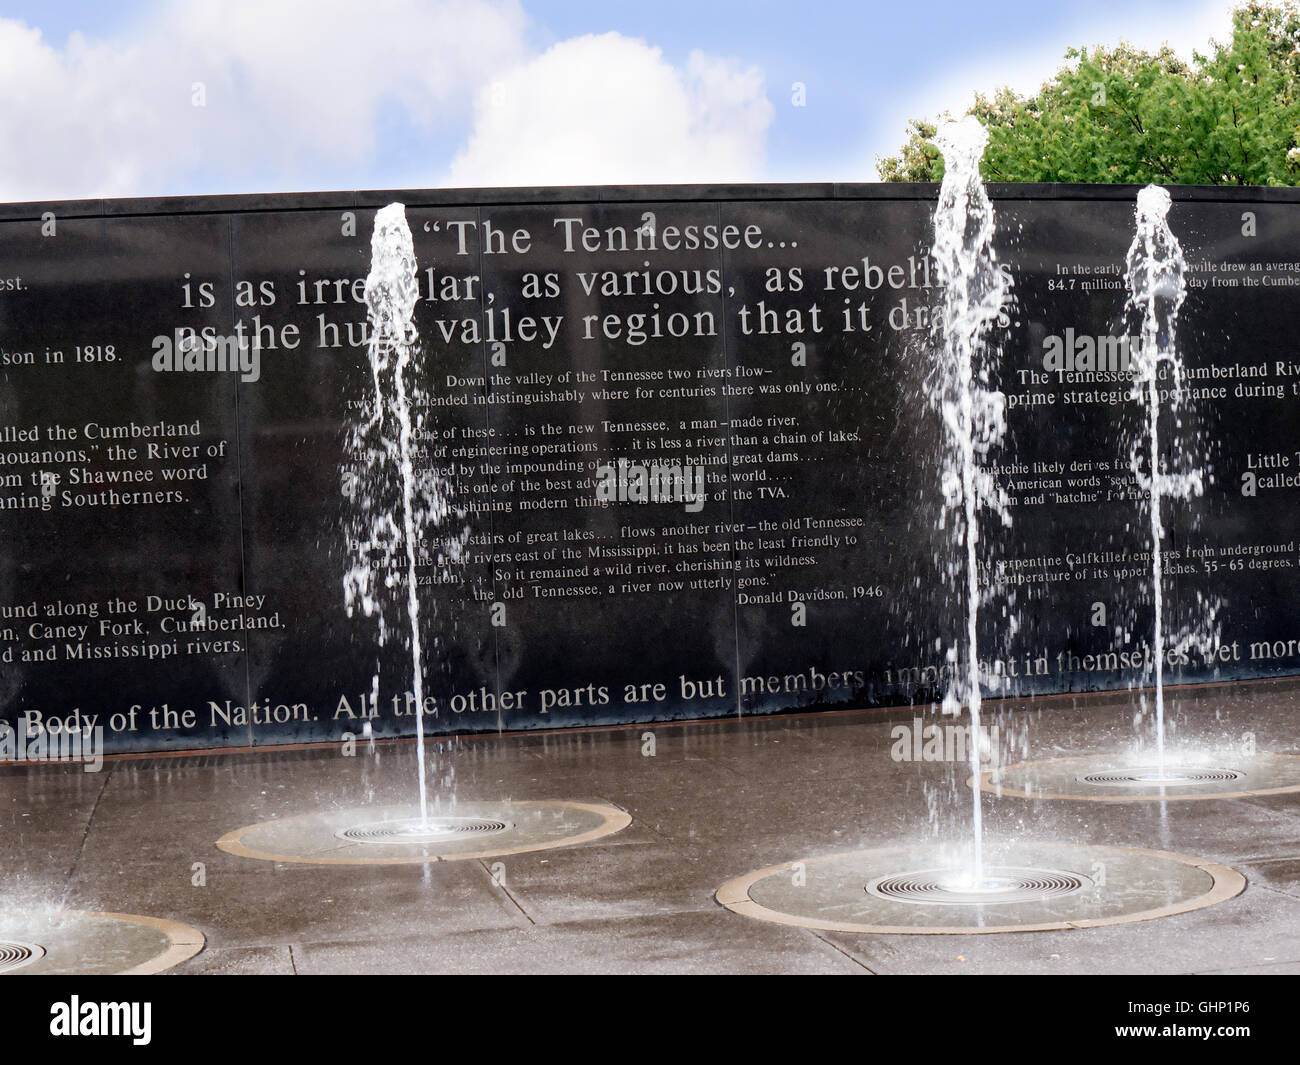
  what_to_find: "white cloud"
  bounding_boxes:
[444,33,774,187]
[0,0,531,200]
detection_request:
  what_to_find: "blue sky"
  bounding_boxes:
[0,0,1239,200]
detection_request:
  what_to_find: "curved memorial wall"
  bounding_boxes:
[0,182,1295,753]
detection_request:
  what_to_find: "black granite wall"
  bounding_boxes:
[1,183,1296,752]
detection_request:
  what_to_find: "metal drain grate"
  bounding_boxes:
[335,817,512,844]
[1077,767,1244,787]
[866,867,1091,906]
[0,941,45,973]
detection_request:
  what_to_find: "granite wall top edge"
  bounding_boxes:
[0,181,1295,222]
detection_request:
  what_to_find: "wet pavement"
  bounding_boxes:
[3,677,1299,974]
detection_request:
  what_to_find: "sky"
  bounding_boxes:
[0,0,1244,202]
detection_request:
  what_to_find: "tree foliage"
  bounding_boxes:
[877,1,1300,185]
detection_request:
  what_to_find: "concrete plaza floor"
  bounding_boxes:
[4,677,1300,975]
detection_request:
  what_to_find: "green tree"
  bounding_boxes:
[877,1,1300,185]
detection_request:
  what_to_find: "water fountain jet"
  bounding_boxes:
[342,202,447,826]
[1125,185,1195,778]
[927,114,1011,883]
[717,145,1254,932]
[973,187,1300,801]
[218,205,631,865]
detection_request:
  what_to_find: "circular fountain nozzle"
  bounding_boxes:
[1077,767,1243,788]
[866,867,1091,906]
[979,753,1300,802]
[719,844,1245,934]
[220,800,630,865]
[0,941,46,973]
[334,816,512,844]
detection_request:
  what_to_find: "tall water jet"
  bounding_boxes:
[1123,186,1201,776]
[343,203,461,823]
[929,116,1011,883]
[980,187,1237,802]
